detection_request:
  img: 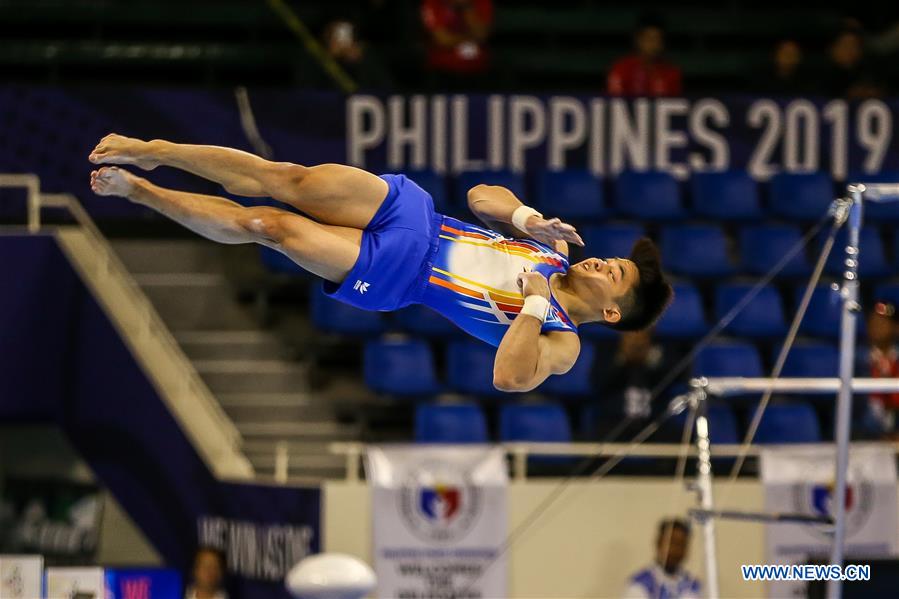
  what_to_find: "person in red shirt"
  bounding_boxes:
[421,0,494,75]
[607,16,682,97]
[865,300,899,437]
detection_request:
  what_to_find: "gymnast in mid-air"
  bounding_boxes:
[89,134,672,392]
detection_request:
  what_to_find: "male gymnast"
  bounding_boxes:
[89,134,672,392]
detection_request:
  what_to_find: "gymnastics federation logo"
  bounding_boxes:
[399,462,482,543]
[792,480,873,538]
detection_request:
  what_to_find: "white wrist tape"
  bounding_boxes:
[520,295,550,322]
[512,205,542,232]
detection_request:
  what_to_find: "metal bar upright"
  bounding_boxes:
[827,185,864,599]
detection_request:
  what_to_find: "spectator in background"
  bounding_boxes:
[607,15,682,97]
[623,519,701,599]
[822,25,884,98]
[185,546,228,599]
[319,19,394,91]
[859,300,899,438]
[421,0,494,80]
[756,39,812,95]
[589,329,683,441]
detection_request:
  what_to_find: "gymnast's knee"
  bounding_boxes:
[238,207,293,245]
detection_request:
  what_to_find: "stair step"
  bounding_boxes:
[222,403,335,421]
[112,240,227,274]
[217,392,312,407]
[195,360,309,393]
[135,274,257,330]
[237,420,359,439]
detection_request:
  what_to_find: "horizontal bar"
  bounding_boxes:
[698,377,899,396]
[855,182,899,201]
[330,440,899,459]
[689,508,833,526]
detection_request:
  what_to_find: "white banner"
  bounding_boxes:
[367,445,508,599]
[0,555,43,599]
[45,567,106,599]
[761,444,899,598]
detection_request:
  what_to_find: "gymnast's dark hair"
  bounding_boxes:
[657,518,691,540]
[604,237,673,332]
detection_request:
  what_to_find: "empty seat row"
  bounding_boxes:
[415,401,821,444]
[363,338,596,398]
[364,336,844,401]
[313,280,894,343]
[267,220,899,282]
[410,169,899,223]
[662,224,895,279]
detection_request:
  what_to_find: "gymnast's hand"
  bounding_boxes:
[523,215,585,247]
[517,270,551,300]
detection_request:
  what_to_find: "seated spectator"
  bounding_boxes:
[185,546,229,599]
[319,19,393,91]
[822,25,884,98]
[859,300,899,439]
[755,39,812,95]
[607,15,682,97]
[623,518,701,599]
[421,0,494,76]
[590,329,684,441]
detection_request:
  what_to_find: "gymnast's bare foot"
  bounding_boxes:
[90,167,141,198]
[89,133,160,170]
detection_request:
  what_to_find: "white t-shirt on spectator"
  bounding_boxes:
[622,563,701,599]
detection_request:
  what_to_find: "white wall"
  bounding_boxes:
[324,478,767,599]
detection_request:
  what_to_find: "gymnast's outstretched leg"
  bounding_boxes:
[89,166,361,283]
[88,134,388,230]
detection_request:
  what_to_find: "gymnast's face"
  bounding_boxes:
[568,257,639,323]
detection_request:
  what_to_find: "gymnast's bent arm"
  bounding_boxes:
[466,184,583,255]
[493,272,580,392]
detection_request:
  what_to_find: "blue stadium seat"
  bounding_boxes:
[406,169,449,214]
[753,403,821,443]
[768,172,834,221]
[538,342,596,397]
[851,172,899,221]
[580,224,645,259]
[455,170,525,207]
[578,322,620,341]
[394,304,459,338]
[715,283,787,338]
[739,225,811,278]
[535,169,606,221]
[364,338,440,396]
[415,402,488,443]
[446,340,506,397]
[499,402,572,443]
[821,227,889,278]
[691,170,762,221]
[694,342,764,378]
[311,288,385,336]
[782,343,840,378]
[655,283,708,339]
[661,225,735,277]
[796,285,866,340]
[614,171,685,220]
[707,404,740,444]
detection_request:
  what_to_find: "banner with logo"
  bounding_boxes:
[0,555,43,598]
[2,87,899,219]
[46,567,106,599]
[761,445,899,598]
[0,478,102,561]
[367,445,508,599]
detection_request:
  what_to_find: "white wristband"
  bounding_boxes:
[511,205,542,232]
[519,295,550,323]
